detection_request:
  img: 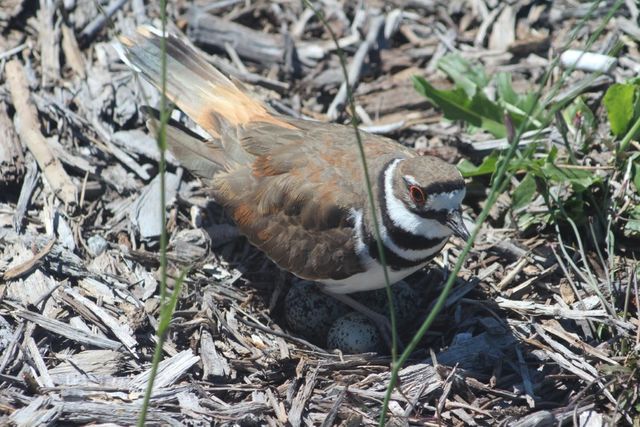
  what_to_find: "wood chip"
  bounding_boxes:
[12,307,123,350]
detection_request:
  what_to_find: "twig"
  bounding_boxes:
[6,60,77,207]
[327,15,385,120]
[0,43,28,62]
[2,239,56,281]
[79,0,129,45]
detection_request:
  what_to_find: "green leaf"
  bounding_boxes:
[546,145,559,163]
[457,151,500,177]
[603,83,637,137]
[540,163,600,191]
[623,219,640,238]
[438,54,489,97]
[634,162,640,194]
[496,72,544,130]
[496,72,519,106]
[496,72,538,113]
[413,75,506,137]
[512,173,537,210]
[634,87,640,120]
[517,211,549,230]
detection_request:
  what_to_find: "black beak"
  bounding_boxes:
[446,210,470,241]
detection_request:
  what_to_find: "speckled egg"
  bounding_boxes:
[327,312,382,354]
[284,281,349,344]
[353,281,421,328]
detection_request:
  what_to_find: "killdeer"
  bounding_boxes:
[119,27,469,297]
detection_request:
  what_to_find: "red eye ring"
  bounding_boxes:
[409,185,426,205]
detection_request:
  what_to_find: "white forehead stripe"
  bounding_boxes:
[402,175,419,186]
[428,189,465,211]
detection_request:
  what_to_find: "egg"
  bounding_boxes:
[327,312,382,354]
[284,281,349,344]
[353,281,421,328]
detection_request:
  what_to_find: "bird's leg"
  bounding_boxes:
[321,289,404,353]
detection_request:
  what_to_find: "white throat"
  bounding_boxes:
[427,189,466,211]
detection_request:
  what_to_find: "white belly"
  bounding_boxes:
[318,259,431,294]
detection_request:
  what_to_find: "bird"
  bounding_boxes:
[118,26,469,300]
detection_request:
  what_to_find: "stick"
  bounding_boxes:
[79,0,129,45]
[6,60,77,207]
[327,15,385,120]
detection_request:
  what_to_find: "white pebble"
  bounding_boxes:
[560,50,617,73]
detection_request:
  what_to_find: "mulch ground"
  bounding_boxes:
[0,0,639,425]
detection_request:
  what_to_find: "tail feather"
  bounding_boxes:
[144,108,227,180]
[118,26,293,138]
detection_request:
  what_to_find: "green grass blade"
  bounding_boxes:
[137,1,171,425]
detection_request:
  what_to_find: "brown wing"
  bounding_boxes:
[212,119,414,281]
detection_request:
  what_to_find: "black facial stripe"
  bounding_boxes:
[421,180,464,195]
[411,209,448,221]
[379,160,449,250]
[350,212,419,272]
[383,213,446,249]
[365,234,445,270]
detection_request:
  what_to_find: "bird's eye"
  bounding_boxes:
[409,185,426,205]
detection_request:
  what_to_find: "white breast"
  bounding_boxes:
[319,258,431,294]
